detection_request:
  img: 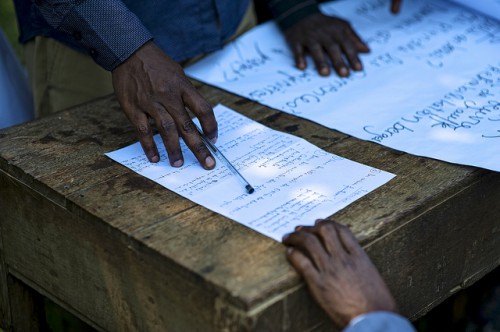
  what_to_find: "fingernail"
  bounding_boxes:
[354,62,363,71]
[150,155,160,163]
[205,156,215,169]
[172,159,183,167]
[339,67,349,77]
[287,247,294,255]
[320,67,330,76]
[210,136,218,144]
[282,233,290,241]
[295,225,303,231]
[315,219,323,225]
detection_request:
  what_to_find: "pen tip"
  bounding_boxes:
[246,185,255,194]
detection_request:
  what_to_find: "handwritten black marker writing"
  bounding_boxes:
[223,42,272,82]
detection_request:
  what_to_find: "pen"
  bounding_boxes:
[194,123,255,194]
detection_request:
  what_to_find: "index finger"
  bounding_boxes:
[124,106,160,163]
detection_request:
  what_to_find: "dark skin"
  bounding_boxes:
[283,220,398,329]
[112,42,217,168]
[111,0,403,165]
[284,0,403,77]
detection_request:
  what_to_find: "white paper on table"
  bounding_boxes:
[448,0,500,21]
[106,105,394,242]
[186,0,500,172]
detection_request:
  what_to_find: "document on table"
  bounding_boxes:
[449,0,500,21]
[106,105,394,242]
[186,0,500,172]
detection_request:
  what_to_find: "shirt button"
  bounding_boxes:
[72,31,82,40]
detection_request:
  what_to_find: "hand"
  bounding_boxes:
[112,41,217,169]
[283,220,397,329]
[391,0,403,14]
[284,13,370,77]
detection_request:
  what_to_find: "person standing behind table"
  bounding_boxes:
[283,219,416,332]
[13,0,402,168]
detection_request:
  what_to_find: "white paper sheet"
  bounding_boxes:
[186,0,500,172]
[449,0,500,21]
[106,105,394,242]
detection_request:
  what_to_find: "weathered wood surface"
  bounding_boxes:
[0,81,499,331]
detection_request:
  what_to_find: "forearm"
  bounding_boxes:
[35,0,153,70]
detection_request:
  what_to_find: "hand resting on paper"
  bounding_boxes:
[284,0,403,77]
[284,13,370,77]
[283,219,398,329]
[112,41,217,169]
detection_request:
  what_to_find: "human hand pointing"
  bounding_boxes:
[112,41,217,169]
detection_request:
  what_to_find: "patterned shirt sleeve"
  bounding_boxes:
[35,0,153,70]
[266,0,321,30]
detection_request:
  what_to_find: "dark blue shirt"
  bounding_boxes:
[14,0,319,71]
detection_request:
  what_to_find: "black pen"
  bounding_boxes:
[194,123,255,194]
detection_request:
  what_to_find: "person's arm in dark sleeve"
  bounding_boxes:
[266,0,321,31]
[35,0,218,170]
[35,0,153,70]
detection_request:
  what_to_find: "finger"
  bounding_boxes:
[283,230,329,270]
[315,218,327,226]
[346,27,370,53]
[152,103,183,167]
[325,43,349,77]
[183,90,218,143]
[122,107,159,163]
[286,248,321,283]
[308,43,330,76]
[291,43,307,70]
[391,0,402,14]
[338,37,363,71]
[313,222,348,260]
[166,99,216,170]
[335,222,365,257]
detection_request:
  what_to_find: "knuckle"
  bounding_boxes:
[297,257,310,270]
[298,231,314,244]
[317,223,331,237]
[158,83,178,97]
[193,141,209,154]
[136,124,150,137]
[182,119,196,133]
[327,45,339,54]
[159,119,176,132]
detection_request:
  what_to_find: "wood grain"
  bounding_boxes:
[1,81,499,331]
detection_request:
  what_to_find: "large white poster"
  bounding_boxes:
[186,0,500,172]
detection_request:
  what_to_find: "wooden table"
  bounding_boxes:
[1,81,500,331]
